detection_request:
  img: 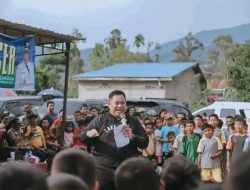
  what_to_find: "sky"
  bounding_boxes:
[0,0,250,51]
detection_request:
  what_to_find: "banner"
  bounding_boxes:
[0,34,35,91]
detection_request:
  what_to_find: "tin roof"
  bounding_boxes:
[74,62,198,80]
[0,19,83,45]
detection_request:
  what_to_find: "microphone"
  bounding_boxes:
[120,114,127,127]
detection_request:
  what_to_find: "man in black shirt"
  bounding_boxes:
[80,90,148,190]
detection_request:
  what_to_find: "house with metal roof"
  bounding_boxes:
[73,62,206,103]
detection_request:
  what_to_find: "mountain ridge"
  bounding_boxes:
[80,23,250,67]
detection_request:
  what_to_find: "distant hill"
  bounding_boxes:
[80,23,250,67]
[150,23,250,62]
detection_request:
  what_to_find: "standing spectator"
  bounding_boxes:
[51,109,63,129]
[176,112,186,125]
[139,122,155,158]
[22,103,40,126]
[166,131,176,156]
[224,116,235,139]
[194,115,204,135]
[197,123,223,183]
[182,120,201,163]
[125,106,136,117]
[209,114,226,147]
[226,117,247,171]
[154,117,163,165]
[173,121,186,155]
[44,101,58,122]
[137,108,147,128]
[159,109,168,125]
[80,104,89,119]
[90,107,100,117]
[222,116,235,176]
[147,109,158,123]
[73,111,82,129]
[159,115,180,161]
[80,90,148,190]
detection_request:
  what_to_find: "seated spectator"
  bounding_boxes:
[51,148,99,190]
[224,150,250,190]
[7,118,31,149]
[64,121,74,148]
[0,112,10,132]
[47,173,89,190]
[73,119,88,150]
[0,164,47,190]
[24,114,50,164]
[114,157,161,190]
[40,117,61,152]
[161,154,201,190]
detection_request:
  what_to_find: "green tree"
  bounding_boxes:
[67,28,84,97]
[227,40,250,100]
[208,49,220,64]
[212,35,237,80]
[89,43,110,70]
[105,29,126,50]
[35,54,65,93]
[154,43,161,62]
[172,32,204,62]
[146,41,154,56]
[134,34,145,53]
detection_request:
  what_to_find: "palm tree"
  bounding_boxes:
[134,34,145,53]
[105,29,126,50]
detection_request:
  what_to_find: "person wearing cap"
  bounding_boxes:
[137,108,147,127]
[159,114,180,160]
[147,109,158,123]
[15,42,35,90]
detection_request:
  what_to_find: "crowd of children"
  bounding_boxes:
[1,100,250,187]
[129,106,250,184]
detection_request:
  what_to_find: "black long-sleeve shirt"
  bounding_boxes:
[80,112,148,165]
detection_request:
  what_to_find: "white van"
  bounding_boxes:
[192,101,250,122]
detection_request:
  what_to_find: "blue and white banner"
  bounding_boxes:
[0,33,35,91]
